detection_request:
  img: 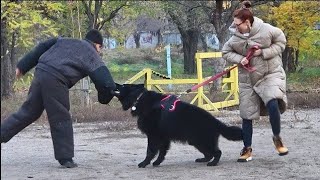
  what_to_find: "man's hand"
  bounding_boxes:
[15,68,22,79]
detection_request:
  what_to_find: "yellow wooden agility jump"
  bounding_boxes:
[125,52,239,112]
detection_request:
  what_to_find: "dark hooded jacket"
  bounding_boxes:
[17,37,116,104]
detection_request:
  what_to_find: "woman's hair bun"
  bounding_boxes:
[241,0,252,9]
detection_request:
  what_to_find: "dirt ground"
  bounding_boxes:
[1,108,320,180]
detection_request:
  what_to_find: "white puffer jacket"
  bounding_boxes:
[222,17,287,120]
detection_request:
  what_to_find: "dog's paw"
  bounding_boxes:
[138,161,149,168]
[207,160,218,166]
[152,161,161,167]
[195,157,211,163]
[153,157,164,166]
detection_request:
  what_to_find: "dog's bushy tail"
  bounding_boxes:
[216,120,242,141]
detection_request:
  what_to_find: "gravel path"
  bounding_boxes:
[1,109,320,180]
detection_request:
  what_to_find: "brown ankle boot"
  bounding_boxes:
[237,147,252,162]
[273,136,289,156]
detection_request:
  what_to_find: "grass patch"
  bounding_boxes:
[287,67,320,91]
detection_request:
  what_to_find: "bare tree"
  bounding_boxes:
[165,1,208,74]
[81,0,128,31]
[1,14,13,99]
[1,3,20,99]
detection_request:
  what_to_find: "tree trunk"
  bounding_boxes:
[207,0,237,93]
[133,32,140,48]
[10,30,19,74]
[200,33,208,52]
[282,46,297,73]
[1,45,13,99]
[1,17,7,99]
[295,49,299,67]
[157,30,162,46]
[216,27,232,50]
[210,26,228,92]
[180,29,200,74]
[210,0,236,49]
[1,15,13,99]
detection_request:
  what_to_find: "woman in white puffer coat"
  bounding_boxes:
[222,1,289,162]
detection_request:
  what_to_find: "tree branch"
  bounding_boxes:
[167,10,184,33]
[94,0,102,29]
[98,3,127,30]
[82,0,93,21]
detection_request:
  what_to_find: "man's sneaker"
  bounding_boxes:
[273,136,289,156]
[237,147,252,162]
[58,159,78,168]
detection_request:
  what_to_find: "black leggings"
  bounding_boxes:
[242,99,281,147]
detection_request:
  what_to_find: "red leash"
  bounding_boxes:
[186,46,259,93]
[242,45,259,72]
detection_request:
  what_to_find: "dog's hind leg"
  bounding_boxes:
[194,144,214,163]
[138,137,159,168]
[153,140,170,167]
[207,149,221,166]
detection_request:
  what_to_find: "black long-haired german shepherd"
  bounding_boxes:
[115,84,242,168]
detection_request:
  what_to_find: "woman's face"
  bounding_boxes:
[234,17,250,34]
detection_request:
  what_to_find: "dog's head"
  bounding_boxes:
[115,83,145,111]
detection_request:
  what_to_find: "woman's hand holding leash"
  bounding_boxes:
[241,57,249,65]
[253,48,262,57]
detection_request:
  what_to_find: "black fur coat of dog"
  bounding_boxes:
[116,84,242,168]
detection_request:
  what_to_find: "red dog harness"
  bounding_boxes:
[160,95,180,112]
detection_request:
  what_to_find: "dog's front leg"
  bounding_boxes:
[138,137,158,168]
